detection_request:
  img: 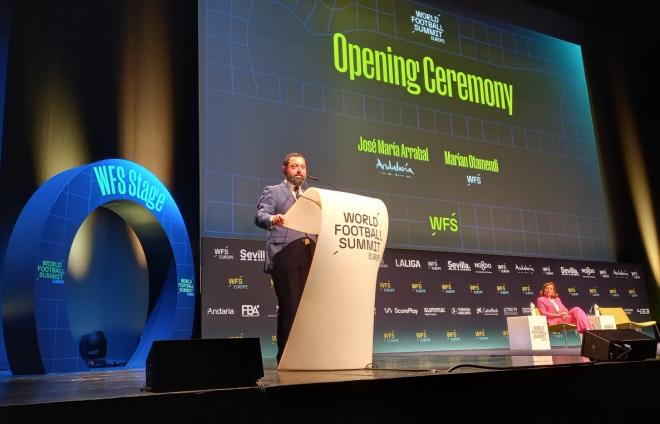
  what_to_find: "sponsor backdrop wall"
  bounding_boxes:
[202,239,652,357]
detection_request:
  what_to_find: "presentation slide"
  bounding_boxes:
[199,0,612,261]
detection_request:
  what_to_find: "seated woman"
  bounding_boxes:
[537,281,592,333]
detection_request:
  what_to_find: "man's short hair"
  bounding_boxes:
[282,152,305,167]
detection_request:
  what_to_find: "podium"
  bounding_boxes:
[507,316,551,350]
[277,188,388,370]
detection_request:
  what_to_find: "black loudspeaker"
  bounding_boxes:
[146,338,263,392]
[581,329,656,361]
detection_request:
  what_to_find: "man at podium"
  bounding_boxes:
[254,152,317,363]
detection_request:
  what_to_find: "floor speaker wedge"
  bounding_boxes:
[581,329,656,361]
[145,338,263,392]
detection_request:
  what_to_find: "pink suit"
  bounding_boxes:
[536,296,591,333]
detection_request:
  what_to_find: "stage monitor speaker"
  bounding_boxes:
[581,329,656,361]
[146,338,263,392]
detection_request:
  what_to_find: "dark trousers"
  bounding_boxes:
[270,237,315,363]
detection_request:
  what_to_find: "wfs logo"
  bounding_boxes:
[410,9,445,44]
[466,174,481,186]
[383,330,399,343]
[241,304,260,317]
[430,213,458,236]
[376,158,415,178]
[240,248,265,262]
[227,275,248,290]
[213,246,234,260]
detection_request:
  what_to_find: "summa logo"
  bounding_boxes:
[476,307,499,316]
[415,330,431,343]
[466,173,481,186]
[469,283,483,295]
[383,330,399,343]
[379,281,395,293]
[427,259,442,271]
[213,246,234,260]
[447,260,471,271]
[515,264,534,274]
[613,269,629,278]
[411,281,426,294]
[240,248,265,262]
[423,307,446,316]
[497,264,510,274]
[542,266,554,276]
[206,306,235,315]
[496,284,509,295]
[227,275,248,290]
[395,258,421,268]
[410,9,445,44]
[560,266,579,276]
[474,261,492,273]
[376,157,415,178]
[599,269,610,278]
[441,282,455,294]
[581,267,596,278]
[241,304,260,317]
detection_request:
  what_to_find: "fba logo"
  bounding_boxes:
[241,304,260,317]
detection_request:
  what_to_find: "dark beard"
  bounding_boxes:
[287,174,305,187]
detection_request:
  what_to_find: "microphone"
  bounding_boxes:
[307,175,339,190]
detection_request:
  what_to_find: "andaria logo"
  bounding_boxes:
[447,260,471,271]
[613,269,629,278]
[581,267,596,278]
[473,260,492,273]
[515,264,534,274]
[206,306,235,316]
[427,259,442,271]
[241,304,260,317]
[395,258,421,268]
[476,307,499,316]
[560,266,579,277]
[376,157,415,178]
[542,266,554,276]
[239,248,265,262]
[213,246,234,260]
[423,307,446,316]
[497,264,510,274]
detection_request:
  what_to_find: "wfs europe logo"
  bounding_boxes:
[466,173,481,186]
[410,9,445,44]
[213,246,234,260]
[376,157,415,178]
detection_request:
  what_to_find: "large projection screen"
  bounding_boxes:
[199,0,612,261]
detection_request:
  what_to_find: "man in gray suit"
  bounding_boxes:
[255,152,316,363]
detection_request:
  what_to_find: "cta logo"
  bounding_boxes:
[581,267,596,278]
[376,157,415,178]
[474,261,492,273]
[395,258,421,268]
[240,248,265,262]
[447,260,471,271]
[515,264,534,274]
[423,307,446,316]
[497,264,510,274]
[466,173,481,186]
[475,329,489,341]
[441,282,455,294]
[427,259,442,271]
[469,283,483,295]
[496,284,510,295]
[415,330,431,343]
[213,246,234,260]
[241,304,260,317]
[430,213,459,236]
[379,281,395,293]
[503,306,518,316]
[206,306,235,315]
[411,281,426,294]
[560,266,579,276]
[227,275,248,290]
[410,9,445,44]
[446,329,461,342]
[383,330,400,343]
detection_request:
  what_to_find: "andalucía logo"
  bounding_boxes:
[376,158,415,178]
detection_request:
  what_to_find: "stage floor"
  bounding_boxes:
[0,346,651,408]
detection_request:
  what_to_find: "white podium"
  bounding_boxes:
[588,315,616,330]
[507,316,551,350]
[278,188,389,370]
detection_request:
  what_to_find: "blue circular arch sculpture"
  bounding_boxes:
[1,159,195,374]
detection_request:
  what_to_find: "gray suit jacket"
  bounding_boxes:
[254,181,316,273]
